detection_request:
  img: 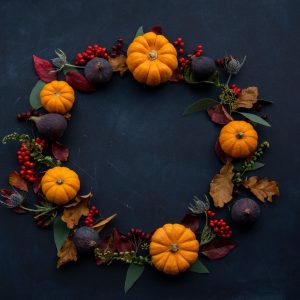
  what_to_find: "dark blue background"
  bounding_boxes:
[0,0,299,299]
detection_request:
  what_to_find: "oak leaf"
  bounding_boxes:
[108,55,128,76]
[243,176,280,202]
[209,161,234,208]
[61,193,92,228]
[235,86,258,109]
[57,237,77,268]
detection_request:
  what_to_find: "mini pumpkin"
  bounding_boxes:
[219,120,258,158]
[127,32,178,86]
[150,223,199,275]
[40,80,75,114]
[41,166,80,205]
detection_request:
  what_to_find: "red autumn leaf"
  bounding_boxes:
[0,189,13,198]
[201,239,237,260]
[32,55,57,82]
[169,68,184,82]
[215,139,231,164]
[52,142,69,162]
[181,213,200,233]
[113,228,133,252]
[33,172,45,194]
[207,104,233,125]
[8,171,28,192]
[95,234,115,265]
[151,26,163,35]
[65,70,96,93]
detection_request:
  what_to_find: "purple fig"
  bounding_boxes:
[84,57,113,85]
[73,226,100,253]
[30,113,67,141]
[231,198,260,226]
[191,56,216,80]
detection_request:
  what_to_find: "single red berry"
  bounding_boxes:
[179,42,184,47]
[177,37,182,42]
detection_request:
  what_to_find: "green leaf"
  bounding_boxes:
[258,99,273,104]
[183,65,201,84]
[183,98,218,116]
[29,80,45,109]
[53,214,70,251]
[200,225,216,245]
[124,264,144,293]
[201,71,220,85]
[237,112,271,127]
[189,260,209,274]
[234,161,265,172]
[135,26,144,37]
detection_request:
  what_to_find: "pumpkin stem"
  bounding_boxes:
[56,179,64,185]
[236,132,244,139]
[148,50,158,61]
[169,243,179,253]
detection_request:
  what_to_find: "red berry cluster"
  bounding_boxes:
[207,210,233,238]
[173,37,185,55]
[17,109,42,121]
[215,58,225,65]
[17,138,45,182]
[127,228,151,240]
[84,205,100,227]
[178,57,190,71]
[230,83,241,95]
[191,44,203,58]
[110,38,124,58]
[75,45,109,65]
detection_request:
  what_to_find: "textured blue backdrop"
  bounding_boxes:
[0,0,299,299]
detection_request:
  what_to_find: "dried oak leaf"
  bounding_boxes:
[57,237,77,268]
[61,193,91,228]
[243,176,280,203]
[108,55,128,77]
[235,86,258,109]
[209,161,234,208]
[8,171,28,192]
[207,104,233,125]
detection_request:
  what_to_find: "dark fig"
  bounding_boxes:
[73,226,100,253]
[84,57,113,85]
[30,113,67,141]
[191,56,216,80]
[231,198,261,226]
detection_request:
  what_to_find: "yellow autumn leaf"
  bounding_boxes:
[209,161,234,208]
[57,237,77,268]
[92,213,117,233]
[234,86,258,109]
[243,176,280,203]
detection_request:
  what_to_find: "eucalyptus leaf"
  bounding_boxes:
[124,264,144,293]
[201,71,220,85]
[237,112,271,127]
[258,99,273,104]
[189,260,209,274]
[135,26,144,37]
[183,65,201,84]
[53,214,70,251]
[234,161,265,172]
[29,80,45,109]
[200,225,216,245]
[183,98,218,116]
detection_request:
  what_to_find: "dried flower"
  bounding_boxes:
[51,49,84,73]
[224,55,246,75]
[188,195,210,215]
[0,189,24,208]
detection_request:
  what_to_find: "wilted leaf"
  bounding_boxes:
[29,80,45,109]
[65,70,96,92]
[92,213,117,233]
[189,260,209,273]
[151,26,162,35]
[183,98,219,116]
[53,214,70,251]
[57,237,77,268]
[237,112,271,127]
[243,176,280,203]
[207,104,233,125]
[209,161,234,208]
[52,142,69,162]
[8,171,28,192]
[215,139,231,164]
[124,264,144,293]
[33,55,57,83]
[135,26,144,37]
[108,55,128,76]
[201,239,237,260]
[61,195,90,229]
[235,86,258,109]
[200,225,216,245]
[181,213,200,232]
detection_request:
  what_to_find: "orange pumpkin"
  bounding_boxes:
[127,32,178,86]
[40,80,75,114]
[150,223,199,275]
[41,166,80,205]
[219,120,258,158]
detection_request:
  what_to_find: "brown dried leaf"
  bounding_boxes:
[61,194,91,229]
[209,161,234,208]
[108,55,128,76]
[243,176,280,203]
[8,171,28,192]
[57,237,77,268]
[235,86,258,109]
[92,213,117,233]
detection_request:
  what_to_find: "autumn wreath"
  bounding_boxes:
[0,26,280,293]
